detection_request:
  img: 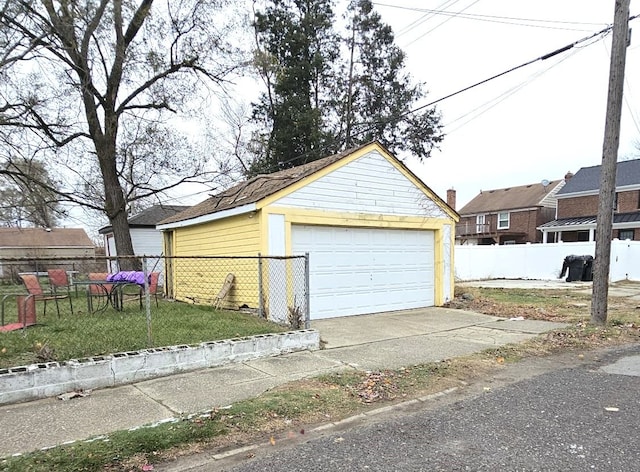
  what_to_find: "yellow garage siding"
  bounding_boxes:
[171,213,261,309]
[175,214,260,255]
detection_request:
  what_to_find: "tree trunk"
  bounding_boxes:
[96,123,139,270]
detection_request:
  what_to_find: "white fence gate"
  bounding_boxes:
[455,240,640,282]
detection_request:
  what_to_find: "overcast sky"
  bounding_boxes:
[371,0,640,210]
[79,1,640,235]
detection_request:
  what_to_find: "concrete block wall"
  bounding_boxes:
[0,330,320,406]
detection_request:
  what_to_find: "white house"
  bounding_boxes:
[99,205,188,276]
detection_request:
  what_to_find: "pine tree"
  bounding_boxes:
[341,0,443,157]
[249,0,443,175]
[251,0,339,175]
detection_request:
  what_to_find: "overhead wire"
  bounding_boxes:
[444,47,582,134]
[363,16,639,129]
[374,2,608,32]
[395,0,461,38]
[403,0,481,48]
[444,31,606,133]
[599,35,640,137]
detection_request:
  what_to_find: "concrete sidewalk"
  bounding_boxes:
[0,308,565,458]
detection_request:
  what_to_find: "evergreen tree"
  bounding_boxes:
[342,0,443,158]
[249,0,443,175]
[251,0,339,175]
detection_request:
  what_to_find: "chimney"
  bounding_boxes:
[446,188,456,211]
[564,171,574,181]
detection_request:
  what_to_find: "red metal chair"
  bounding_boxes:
[133,272,161,309]
[87,272,113,312]
[20,274,70,317]
[47,269,74,315]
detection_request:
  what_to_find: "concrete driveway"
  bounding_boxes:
[311,307,566,370]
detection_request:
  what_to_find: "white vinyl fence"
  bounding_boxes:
[455,240,640,282]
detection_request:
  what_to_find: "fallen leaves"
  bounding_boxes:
[57,390,91,401]
[352,371,399,403]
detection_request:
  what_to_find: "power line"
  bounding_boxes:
[403,0,481,48]
[382,15,639,125]
[396,0,461,37]
[599,36,640,138]
[375,2,609,31]
[444,47,582,134]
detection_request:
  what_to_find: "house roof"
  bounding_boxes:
[538,212,640,229]
[0,227,94,248]
[159,141,455,227]
[558,159,640,195]
[458,180,564,215]
[98,205,189,234]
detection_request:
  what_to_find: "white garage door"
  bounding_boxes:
[292,225,435,319]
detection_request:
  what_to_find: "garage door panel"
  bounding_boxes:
[292,225,434,319]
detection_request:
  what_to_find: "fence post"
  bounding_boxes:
[143,256,153,347]
[304,252,310,329]
[258,253,264,318]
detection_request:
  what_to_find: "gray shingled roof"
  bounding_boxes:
[558,159,640,195]
[539,211,640,228]
[458,180,563,215]
[128,205,190,226]
[158,142,458,227]
[158,148,358,226]
[98,205,190,234]
[0,227,94,248]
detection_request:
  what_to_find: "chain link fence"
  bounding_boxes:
[0,254,309,369]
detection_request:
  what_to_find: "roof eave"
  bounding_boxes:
[157,203,257,230]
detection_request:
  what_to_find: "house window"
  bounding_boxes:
[476,214,486,233]
[619,229,634,240]
[577,231,590,242]
[497,212,509,230]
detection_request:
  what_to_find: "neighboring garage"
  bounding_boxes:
[158,141,458,322]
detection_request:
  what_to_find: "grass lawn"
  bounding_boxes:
[0,288,288,369]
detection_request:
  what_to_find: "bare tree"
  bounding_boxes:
[0,0,244,267]
[0,156,66,228]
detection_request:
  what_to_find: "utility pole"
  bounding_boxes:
[591,0,630,325]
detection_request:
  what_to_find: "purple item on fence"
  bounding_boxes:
[106,271,147,285]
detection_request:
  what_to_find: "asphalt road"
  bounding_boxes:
[171,344,640,472]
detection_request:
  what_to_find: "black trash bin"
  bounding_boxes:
[582,255,594,281]
[559,255,593,282]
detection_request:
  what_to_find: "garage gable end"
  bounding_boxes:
[269,149,448,218]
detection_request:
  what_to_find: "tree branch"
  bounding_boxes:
[124,0,154,47]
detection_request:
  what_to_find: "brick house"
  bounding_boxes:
[453,177,568,245]
[0,227,95,278]
[539,159,640,243]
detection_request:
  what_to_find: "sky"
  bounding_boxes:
[70,0,640,237]
[371,0,640,210]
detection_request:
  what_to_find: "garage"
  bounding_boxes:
[160,141,457,323]
[292,225,435,319]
